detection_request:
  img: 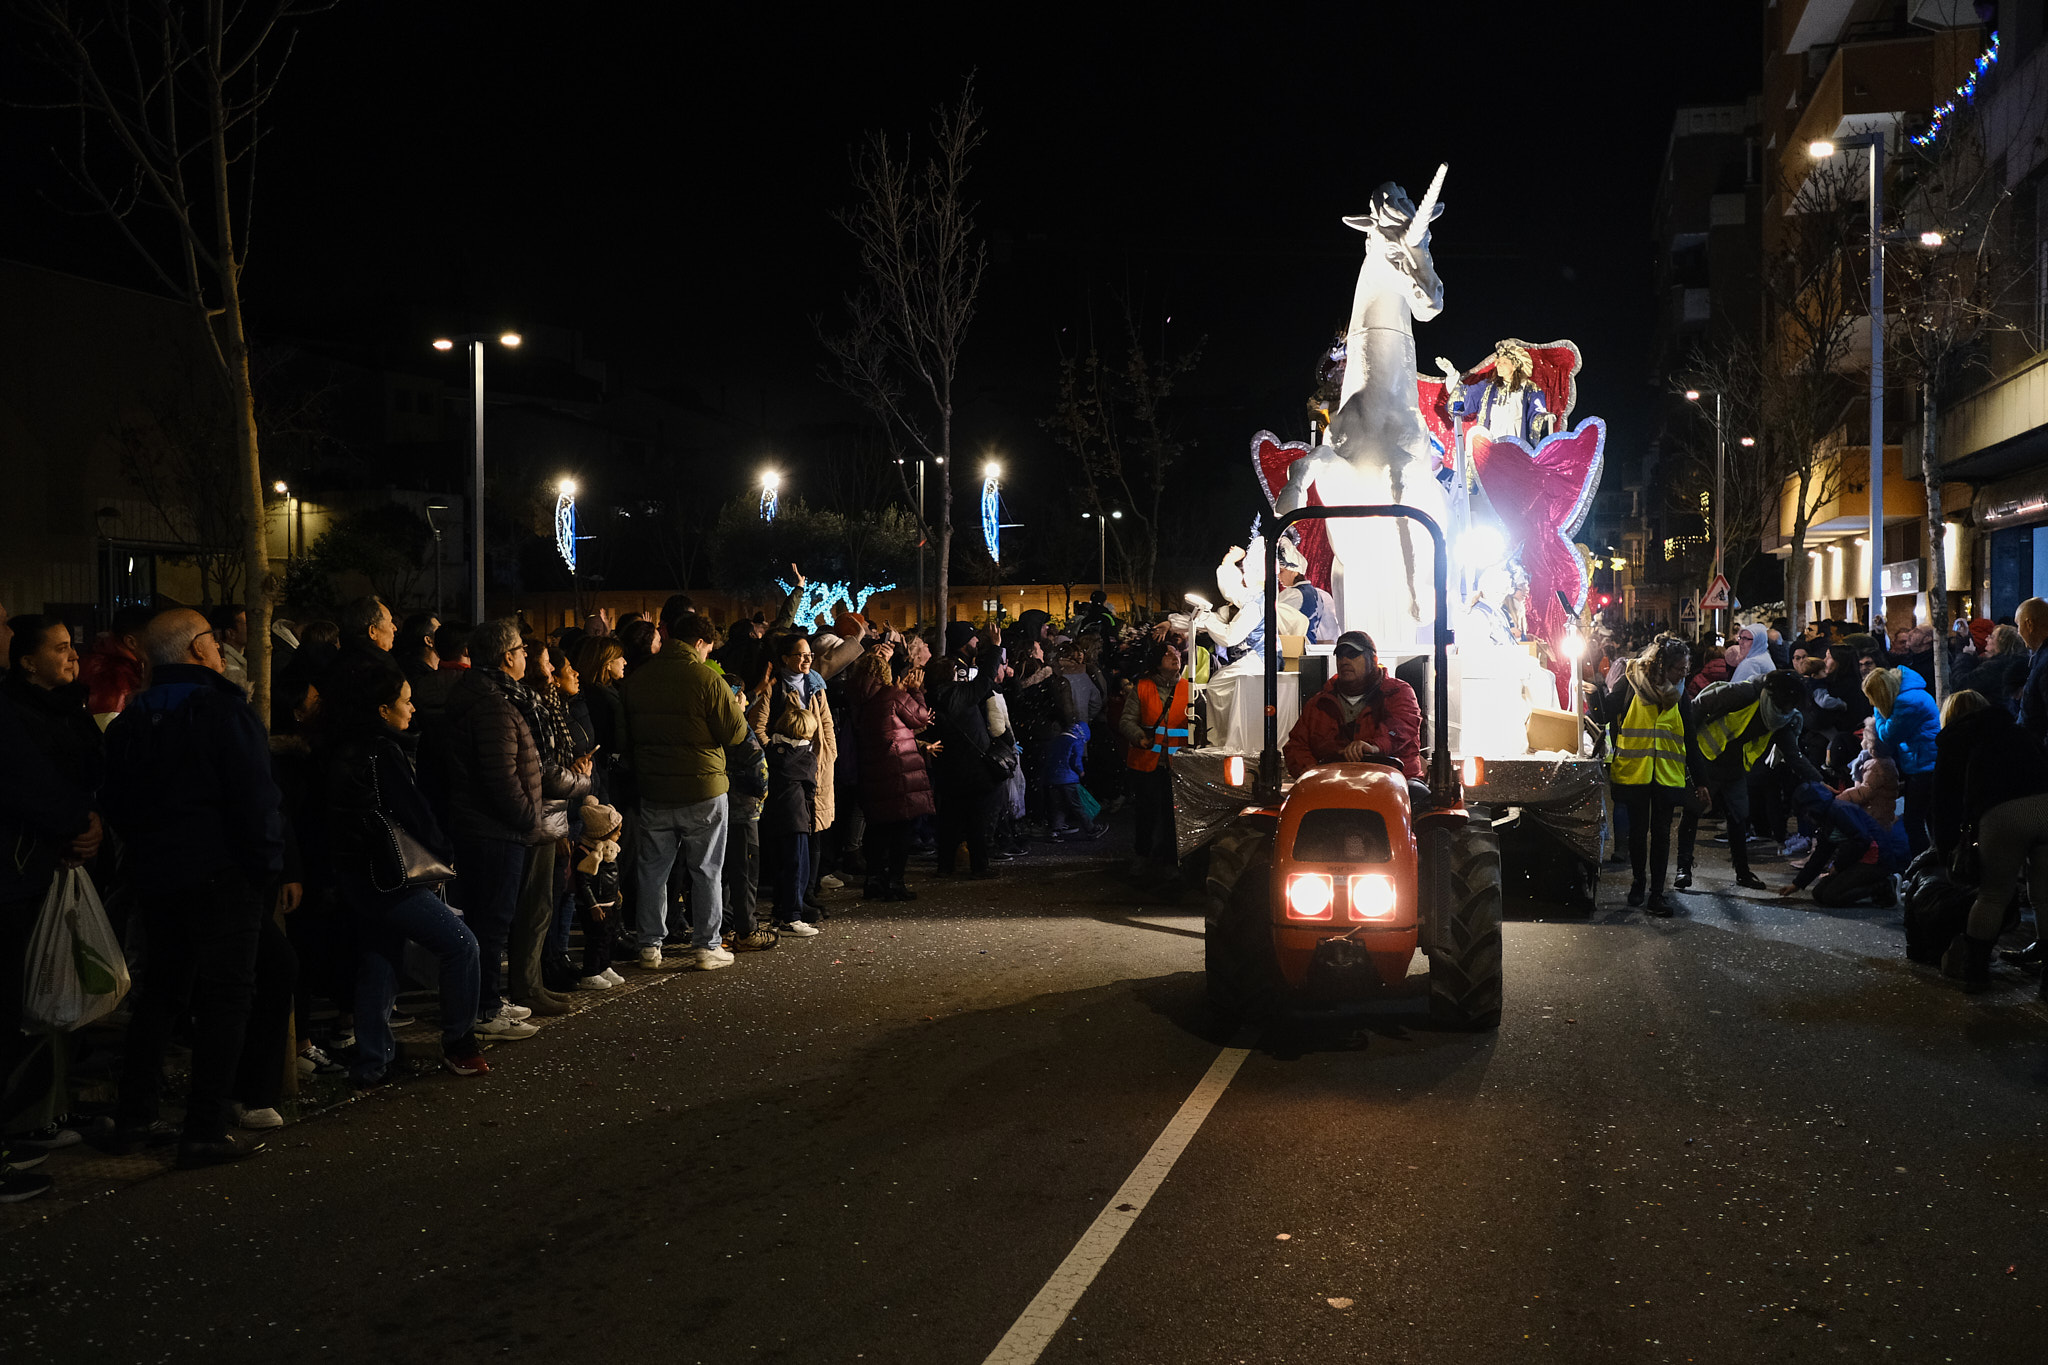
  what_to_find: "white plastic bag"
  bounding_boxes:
[21,867,131,1032]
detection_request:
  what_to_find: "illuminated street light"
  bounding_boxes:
[432,329,524,621]
[1810,129,1888,629]
[272,480,288,494]
[1739,436,1756,448]
[558,477,577,497]
[1083,508,1124,586]
[1919,230,1944,248]
[1683,388,1701,402]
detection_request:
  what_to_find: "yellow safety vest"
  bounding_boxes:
[1696,700,1771,769]
[1610,691,1686,787]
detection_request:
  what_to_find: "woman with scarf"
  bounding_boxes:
[851,649,937,900]
[750,633,834,934]
[1598,636,1701,915]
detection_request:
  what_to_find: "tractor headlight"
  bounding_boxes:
[1347,874,1397,921]
[1284,872,1334,920]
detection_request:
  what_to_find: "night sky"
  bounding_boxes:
[4,0,1764,592]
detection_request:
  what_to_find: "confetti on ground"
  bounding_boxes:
[1327,1297,1353,1310]
[1275,1233,1291,1241]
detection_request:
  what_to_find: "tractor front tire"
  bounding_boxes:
[1206,851,1282,1025]
[1425,822,1504,1030]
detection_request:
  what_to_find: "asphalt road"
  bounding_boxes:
[3,827,2044,1365]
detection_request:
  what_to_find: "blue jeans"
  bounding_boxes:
[632,795,728,950]
[348,885,480,1082]
[452,837,525,1017]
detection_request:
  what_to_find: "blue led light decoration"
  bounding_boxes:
[554,480,578,572]
[760,470,780,523]
[1911,31,1998,150]
[981,464,1002,563]
[772,579,899,631]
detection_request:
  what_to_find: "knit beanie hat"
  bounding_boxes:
[579,796,622,841]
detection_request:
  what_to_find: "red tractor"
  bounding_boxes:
[1202,505,1503,1028]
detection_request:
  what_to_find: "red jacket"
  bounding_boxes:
[1284,675,1424,779]
[81,639,144,720]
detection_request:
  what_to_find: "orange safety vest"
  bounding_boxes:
[1126,677,1191,772]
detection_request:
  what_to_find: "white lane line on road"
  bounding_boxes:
[981,1034,1255,1365]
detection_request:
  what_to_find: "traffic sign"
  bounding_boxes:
[1679,598,1698,625]
[1701,574,1731,611]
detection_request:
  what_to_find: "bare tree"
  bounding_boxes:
[19,0,332,725]
[820,79,986,629]
[1671,353,1789,612]
[1045,305,1203,607]
[110,355,246,603]
[1890,109,2019,701]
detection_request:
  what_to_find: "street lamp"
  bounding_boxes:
[424,500,450,618]
[431,329,522,623]
[272,481,294,559]
[759,469,779,523]
[1082,508,1122,587]
[1809,132,1886,630]
[1683,387,1730,634]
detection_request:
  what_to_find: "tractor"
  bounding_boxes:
[1201,504,1504,1028]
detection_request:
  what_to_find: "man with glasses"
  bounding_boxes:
[619,606,748,970]
[101,609,283,1168]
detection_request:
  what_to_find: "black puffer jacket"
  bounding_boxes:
[1931,705,2048,859]
[0,678,97,906]
[439,667,547,845]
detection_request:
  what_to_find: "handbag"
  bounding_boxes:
[982,734,1019,782]
[365,753,457,892]
[1950,821,1981,886]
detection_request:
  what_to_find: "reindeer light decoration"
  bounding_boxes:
[1276,164,1451,650]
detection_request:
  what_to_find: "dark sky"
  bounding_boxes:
[5,0,1765,589]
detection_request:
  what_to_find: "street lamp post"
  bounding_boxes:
[433,330,521,624]
[424,500,451,620]
[272,480,293,560]
[1683,387,1727,636]
[898,456,941,625]
[1810,132,1886,631]
[1081,508,1122,588]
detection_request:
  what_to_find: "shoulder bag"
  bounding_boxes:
[365,752,457,892]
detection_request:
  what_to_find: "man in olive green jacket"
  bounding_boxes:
[620,610,749,970]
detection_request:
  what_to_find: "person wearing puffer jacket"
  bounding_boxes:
[1863,665,1938,858]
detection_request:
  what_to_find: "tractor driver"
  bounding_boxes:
[1283,630,1424,779]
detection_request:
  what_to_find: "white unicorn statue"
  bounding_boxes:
[1277,164,1452,650]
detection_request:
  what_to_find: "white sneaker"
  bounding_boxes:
[638,947,684,970]
[820,874,845,889]
[492,1003,533,1022]
[576,974,613,991]
[694,946,735,970]
[230,1103,284,1130]
[776,920,820,938]
[476,1014,540,1040]
[600,968,625,986]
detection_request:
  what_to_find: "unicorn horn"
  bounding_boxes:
[1403,163,1448,246]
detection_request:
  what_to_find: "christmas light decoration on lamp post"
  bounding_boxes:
[981,461,1002,563]
[554,479,578,572]
[759,469,780,523]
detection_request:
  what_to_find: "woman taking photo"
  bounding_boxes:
[750,633,834,935]
[325,671,488,1081]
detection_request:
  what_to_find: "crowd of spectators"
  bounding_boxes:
[0,580,1207,1201]
[1582,602,2048,988]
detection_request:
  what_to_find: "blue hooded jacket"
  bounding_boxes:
[1874,666,1939,776]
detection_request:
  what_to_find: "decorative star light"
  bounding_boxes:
[773,579,899,631]
[982,469,1002,564]
[554,488,577,572]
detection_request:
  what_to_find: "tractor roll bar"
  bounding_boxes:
[1258,505,1455,803]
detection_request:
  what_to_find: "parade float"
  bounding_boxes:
[1177,164,1609,911]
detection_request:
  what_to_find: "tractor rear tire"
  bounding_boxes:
[1424,822,1504,1030]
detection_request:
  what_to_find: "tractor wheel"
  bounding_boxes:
[1424,821,1504,1030]
[1206,850,1282,1025]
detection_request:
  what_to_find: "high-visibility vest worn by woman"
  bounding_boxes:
[1126,677,1191,773]
[1610,691,1687,787]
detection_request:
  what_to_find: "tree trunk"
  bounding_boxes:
[210,34,269,728]
[1783,466,1813,633]
[936,433,952,630]
[1921,379,1950,703]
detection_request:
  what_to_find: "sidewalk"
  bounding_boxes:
[1,953,696,1230]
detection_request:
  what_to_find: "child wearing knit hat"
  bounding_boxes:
[572,796,625,990]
